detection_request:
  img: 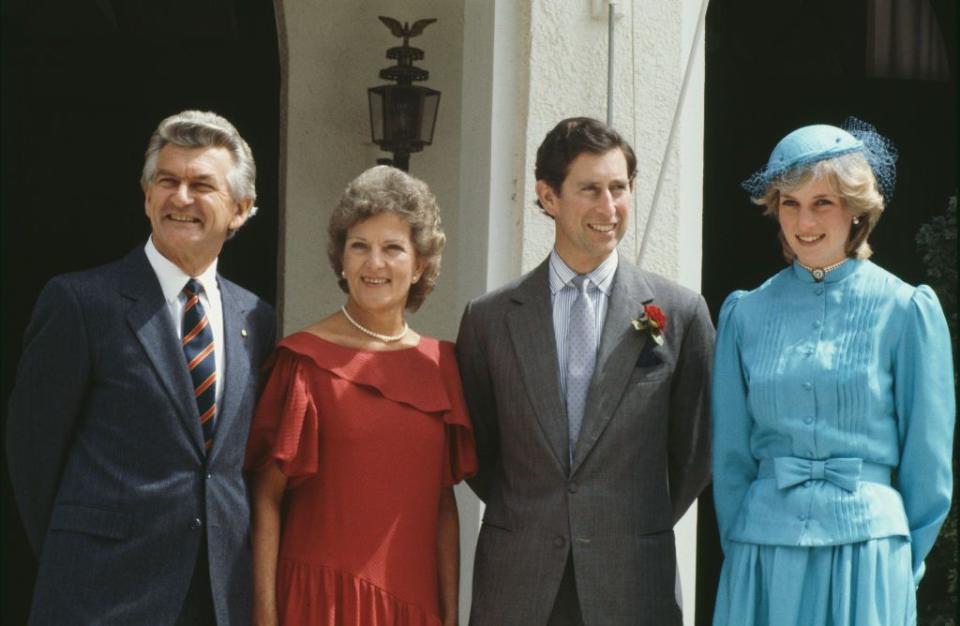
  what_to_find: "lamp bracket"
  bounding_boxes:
[591,0,625,20]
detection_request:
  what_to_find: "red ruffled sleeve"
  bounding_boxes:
[244,348,321,486]
[438,342,478,487]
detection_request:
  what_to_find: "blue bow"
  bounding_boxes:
[772,457,864,492]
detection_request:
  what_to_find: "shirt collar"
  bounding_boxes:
[549,248,618,296]
[144,237,219,304]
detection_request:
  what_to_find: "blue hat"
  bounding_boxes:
[742,117,898,204]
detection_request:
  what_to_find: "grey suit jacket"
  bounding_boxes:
[6,247,275,626]
[457,257,714,626]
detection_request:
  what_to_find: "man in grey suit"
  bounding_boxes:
[457,117,714,625]
[6,110,275,625]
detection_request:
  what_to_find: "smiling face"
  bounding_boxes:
[143,144,251,275]
[777,176,854,268]
[537,148,632,274]
[342,211,424,317]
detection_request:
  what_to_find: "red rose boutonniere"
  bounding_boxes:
[631,304,667,346]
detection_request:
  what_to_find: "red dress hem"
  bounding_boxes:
[277,559,442,626]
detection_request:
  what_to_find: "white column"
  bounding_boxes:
[456,1,532,620]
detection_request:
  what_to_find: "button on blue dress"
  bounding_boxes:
[712,260,955,626]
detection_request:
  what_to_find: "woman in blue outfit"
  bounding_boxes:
[711,118,955,626]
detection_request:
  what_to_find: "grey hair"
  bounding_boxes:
[141,110,258,223]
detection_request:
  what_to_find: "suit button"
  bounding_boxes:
[568,482,578,494]
[205,472,213,479]
[553,536,566,548]
[190,517,203,530]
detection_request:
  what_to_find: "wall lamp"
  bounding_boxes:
[367,17,440,172]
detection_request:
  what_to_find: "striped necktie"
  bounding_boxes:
[182,279,217,452]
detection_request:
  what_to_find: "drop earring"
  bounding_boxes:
[852,216,861,225]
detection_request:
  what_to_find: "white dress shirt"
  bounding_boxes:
[549,248,618,395]
[144,237,225,407]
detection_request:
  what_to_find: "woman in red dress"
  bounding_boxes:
[247,166,477,626]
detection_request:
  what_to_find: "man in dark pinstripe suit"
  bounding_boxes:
[7,111,275,625]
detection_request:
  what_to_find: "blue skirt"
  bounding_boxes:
[712,537,916,626]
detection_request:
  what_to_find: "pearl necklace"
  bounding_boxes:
[798,258,848,282]
[340,306,408,343]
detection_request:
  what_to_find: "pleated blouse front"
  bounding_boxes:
[712,259,955,583]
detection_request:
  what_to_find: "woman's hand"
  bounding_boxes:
[251,462,288,626]
[437,486,460,626]
[252,605,279,626]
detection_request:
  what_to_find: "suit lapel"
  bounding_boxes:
[571,261,654,474]
[505,261,570,473]
[121,249,205,454]
[208,279,250,464]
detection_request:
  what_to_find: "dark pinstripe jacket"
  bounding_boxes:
[7,247,275,625]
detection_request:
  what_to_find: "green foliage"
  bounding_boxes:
[916,193,958,626]
[916,193,957,338]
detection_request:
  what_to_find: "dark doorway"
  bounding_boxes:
[1,1,281,623]
[698,1,956,624]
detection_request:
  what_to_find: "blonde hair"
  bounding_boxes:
[753,152,885,262]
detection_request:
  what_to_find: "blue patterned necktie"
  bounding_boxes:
[182,279,217,452]
[566,275,597,462]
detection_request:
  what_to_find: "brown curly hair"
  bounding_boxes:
[327,166,445,312]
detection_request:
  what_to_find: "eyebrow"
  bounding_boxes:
[781,191,836,199]
[576,178,629,187]
[346,235,409,245]
[154,169,216,182]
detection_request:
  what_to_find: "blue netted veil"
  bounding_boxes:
[742,117,898,205]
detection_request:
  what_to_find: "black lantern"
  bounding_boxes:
[368,17,440,172]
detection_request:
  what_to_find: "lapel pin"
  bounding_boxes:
[241,329,248,337]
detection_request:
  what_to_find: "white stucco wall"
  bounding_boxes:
[519,0,705,284]
[280,0,465,341]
